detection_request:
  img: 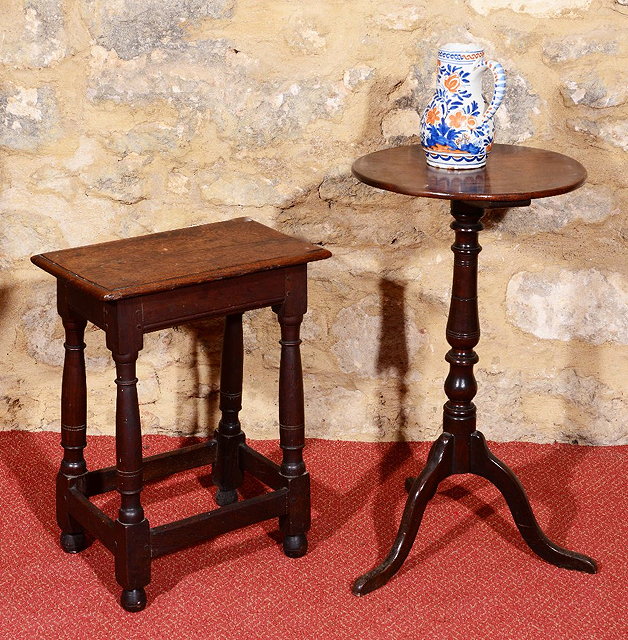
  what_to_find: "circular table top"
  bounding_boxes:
[351,144,586,202]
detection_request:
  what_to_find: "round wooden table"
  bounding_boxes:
[351,144,597,596]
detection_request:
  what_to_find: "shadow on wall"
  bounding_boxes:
[178,318,224,438]
[373,277,415,558]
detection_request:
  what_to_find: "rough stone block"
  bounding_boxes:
[543,30,619,63]
[371,4,427,31]
[493,185,617,234]
[87,42,348,147]
[467,0,592,17]
[0,0,67,67]
[477,367,627,444]
[0,85,59,150]
[381,109,422,142]
[506,269,627,344]
[561,67,627,108]
[493,71,539,143]
[343,66,374,90]
[0,209,63,268]
[568,117,628,152]
[331,294,426,379]
[283,17,328,54]
[200,173,305,208]
[83,0,235,60]
[317,170,400,206]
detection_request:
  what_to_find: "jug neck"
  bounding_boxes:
[437,49,485,83]
[437,45,485,66]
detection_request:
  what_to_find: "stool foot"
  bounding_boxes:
[60,531,90,554]
[215,488,238,506]
[283,534,308,558]
[120,588,146,613]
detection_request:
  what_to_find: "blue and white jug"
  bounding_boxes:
[420,43,506,169]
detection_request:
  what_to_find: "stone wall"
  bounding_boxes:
[1,0,626,444]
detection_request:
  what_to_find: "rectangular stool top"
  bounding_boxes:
[31,217,331,301]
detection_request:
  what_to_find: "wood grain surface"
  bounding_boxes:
[31,217,331,300]
[351,144,587,202]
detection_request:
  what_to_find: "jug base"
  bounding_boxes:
[424,149,487,170]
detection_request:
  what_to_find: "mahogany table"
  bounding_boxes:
[350,144,597,596]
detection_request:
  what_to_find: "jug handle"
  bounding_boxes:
[479,60,506,125]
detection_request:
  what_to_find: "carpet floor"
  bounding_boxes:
[0,430,625,639]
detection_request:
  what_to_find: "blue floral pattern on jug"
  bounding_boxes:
[420,45,506,169]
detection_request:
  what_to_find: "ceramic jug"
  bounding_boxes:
[420,43,506,169]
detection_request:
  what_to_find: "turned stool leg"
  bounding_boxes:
[275,305,310,558]
[113,351,150,613]
[58,314,90,553]
[213,313,245,506]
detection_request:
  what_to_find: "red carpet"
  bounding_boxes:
[0,431,626,639]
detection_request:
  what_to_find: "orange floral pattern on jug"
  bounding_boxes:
[448,111,466,128]
[443,75,461,92]
[426,107,441,125]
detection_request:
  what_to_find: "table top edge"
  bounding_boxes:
[31,248,332,302]
[351,144,587,202]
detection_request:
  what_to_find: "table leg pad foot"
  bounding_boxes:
[60,532,89,554]
[352,571,383,597]
[283,534,307,558]
[120,588,146,613]
[469,431,598,573]
[215,489,238,506]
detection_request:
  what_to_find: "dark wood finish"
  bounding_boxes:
[31,217,330,300]
[353,433,454,595]
[213,313,246,506]
[67,487,117,553]
[443,201,483,473]
[140,270,286,332]
[351,144,587,202]
[351,146,596,596]
[112,350,151,612]
[31,218,331,612]
[468,431,595,571]
[274,268,310,558]
[239,444,286,491]
[57,303,89,554]
[84,441,217,496]
[150,489,289,558]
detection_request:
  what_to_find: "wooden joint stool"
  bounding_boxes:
[31,217,331,612]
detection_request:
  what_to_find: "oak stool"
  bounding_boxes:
[32,217,331,612]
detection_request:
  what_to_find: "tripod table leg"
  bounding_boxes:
[352,433,455,596]
[469,431,597,573]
